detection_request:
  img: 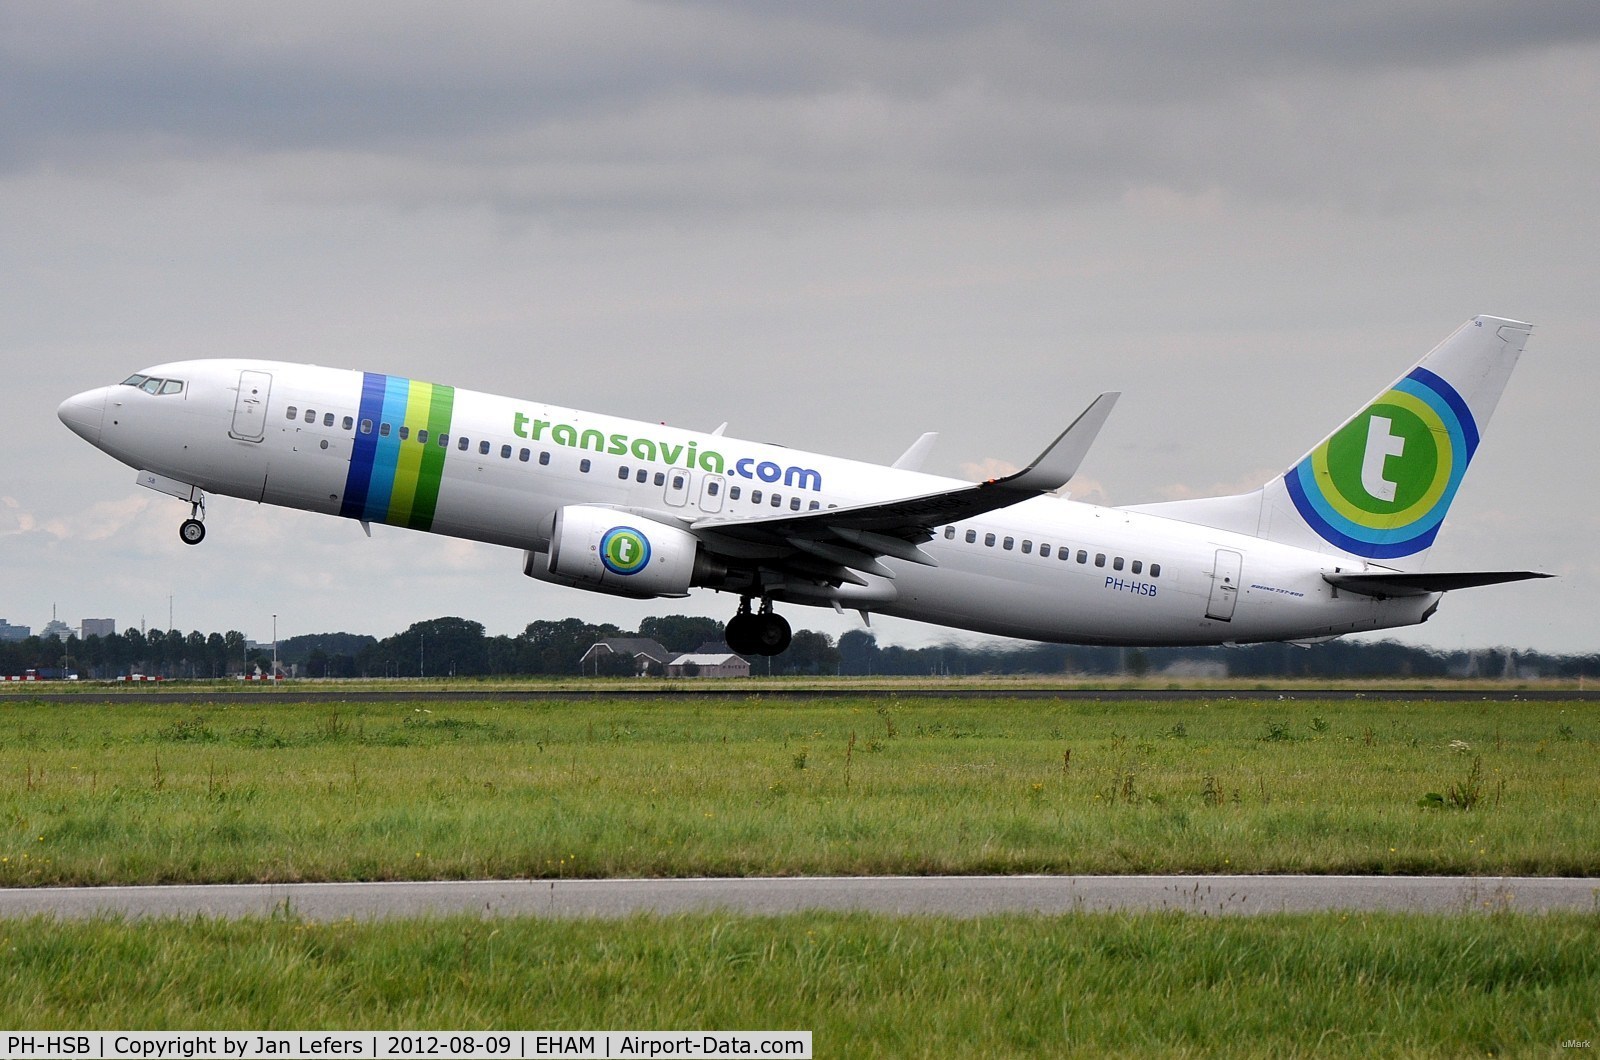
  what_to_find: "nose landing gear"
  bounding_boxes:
[724,597,792,657]
[179,494,207,546]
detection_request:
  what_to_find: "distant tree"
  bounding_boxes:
[639,615,725,652]
[1126,649,1150,678]
[775,629,839,675]
[837,629,879,676]
[519,618,622,674]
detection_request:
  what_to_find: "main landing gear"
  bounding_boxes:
[724,597,792,657]
[179,494,207,546]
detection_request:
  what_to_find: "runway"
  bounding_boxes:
[5,686,1596,705]
[1,875,1595,920]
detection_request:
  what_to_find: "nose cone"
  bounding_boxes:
[58,387,108,446]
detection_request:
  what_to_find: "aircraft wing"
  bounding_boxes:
[690,393,1118,583]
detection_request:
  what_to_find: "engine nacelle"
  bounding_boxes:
[526,505,703,599]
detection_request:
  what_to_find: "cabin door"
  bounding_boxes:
[1206,549,1243,621]
[230,370,272,442]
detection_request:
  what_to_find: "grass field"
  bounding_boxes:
[1,911,1596,1056]
[2,692,1597,1054]
[1,693,1595,883]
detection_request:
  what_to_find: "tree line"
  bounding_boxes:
[3,615,1594,680]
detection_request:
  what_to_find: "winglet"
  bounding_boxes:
[994,392,1119,493]
[892,432,939,471]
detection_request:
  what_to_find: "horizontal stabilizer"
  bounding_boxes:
[1324,570,1552,599]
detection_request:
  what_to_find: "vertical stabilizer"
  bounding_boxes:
[1126,316,1532,569]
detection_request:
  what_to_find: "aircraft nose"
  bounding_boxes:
[58,387,108,445]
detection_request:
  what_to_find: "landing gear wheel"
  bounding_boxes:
[725,598,791,657]
[179,518,206,546]
[724,608,761,657]
[753,612,792,656]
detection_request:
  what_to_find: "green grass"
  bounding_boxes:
[1,695,1597,884]
[0,911,1595,1056]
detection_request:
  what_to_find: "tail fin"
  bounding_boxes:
[1127,316,1533,569]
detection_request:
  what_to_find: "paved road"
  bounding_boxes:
[1,876,1595,920]
[4,687,1595,704]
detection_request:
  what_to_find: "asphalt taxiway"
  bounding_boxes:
[1,875,1594,920]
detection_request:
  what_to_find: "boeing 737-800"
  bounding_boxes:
[57,316,1547,656]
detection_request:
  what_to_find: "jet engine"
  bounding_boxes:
[523,505,711,598]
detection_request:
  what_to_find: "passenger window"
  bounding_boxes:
[1150,563,1162,578]
[965,529,977,543]
[305,409,316,423]
[458,436,469,451]
[580,459,591,473]
[438,434,448,448]
[343,416,354,431]
[1095,553,1106,567]
[1131,560,1142,574]
[636,469,648,483]
[618,466,631,480]
[751,490,763,504]
[1060,548,1071,561]
[809,501,820,510]
[1002,537,1014,550]
[380,423,392,437]
[984,533,996,547]
[500,444,512,459]
[417,429,428,444]
[479,440,491,455]
[654,472,666,487]
[1040,544,1051,558]
[161,380,185,395]
[519,448,530,462]
[360,419,372,435]
[324,412,335,427]
[790,497,801,511]
[673,474,687,490]
[708,482,720,496]
[729,486,741,500]
[771,494,781,508]
[287,406,299,420]
[539,452,551,465]
[1077,550,1088,564]
[399,426,410,440]
[944,527,956,540]
[1113,557,1124,571]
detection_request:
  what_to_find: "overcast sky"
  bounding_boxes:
[4,1,1597,655]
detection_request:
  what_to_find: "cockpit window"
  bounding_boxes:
[124,375,186,395]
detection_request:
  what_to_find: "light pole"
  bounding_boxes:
[271,614,278,684]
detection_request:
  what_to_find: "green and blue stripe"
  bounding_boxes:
[341,374,456,530]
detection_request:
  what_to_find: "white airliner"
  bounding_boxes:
[58,316,1547,656]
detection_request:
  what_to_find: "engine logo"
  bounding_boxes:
[599,526,652,576]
